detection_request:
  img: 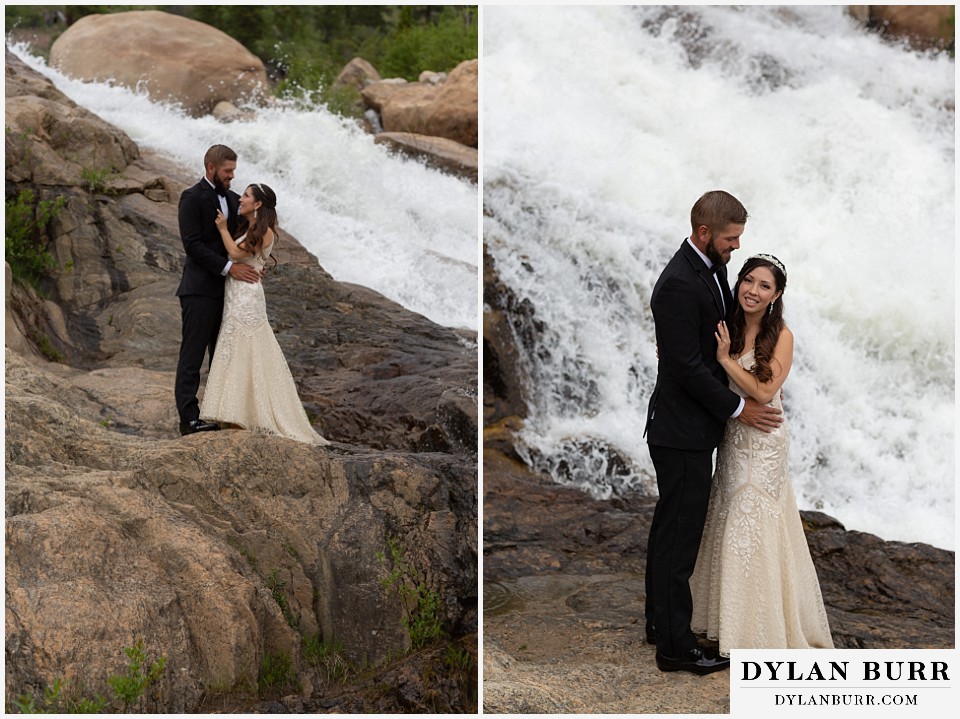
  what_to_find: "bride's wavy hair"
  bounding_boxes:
[234,183,279,267]
[728,255,786,384]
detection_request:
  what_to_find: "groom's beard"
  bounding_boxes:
[705,236,728,265]
[213,173,230,195]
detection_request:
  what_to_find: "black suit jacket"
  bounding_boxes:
[176,180,240,298]
[645,240,741,450]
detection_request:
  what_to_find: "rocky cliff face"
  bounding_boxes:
[5,48,477,711]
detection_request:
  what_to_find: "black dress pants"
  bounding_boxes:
[174,294,224,424]
[645,444,714,656]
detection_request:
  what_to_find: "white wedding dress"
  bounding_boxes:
[690,348,832,655]
[200,238,329,445]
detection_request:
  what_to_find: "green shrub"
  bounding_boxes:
[107,639,167,712]
[377,534,445,650]
[258,651,298,694]
[5,640,165,714]
[302,633,354,684]
[444,643,473,672]
[5,188,64,287]
[378,6,477,79]
[27,327,65,363]
[80,166,119,194]
[267,569,299,628]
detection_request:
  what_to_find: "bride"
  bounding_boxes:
[689,254,832,655]
[199,182,329,446]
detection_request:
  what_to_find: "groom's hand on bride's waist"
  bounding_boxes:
[737,398,783,433]
[228,263,261,284]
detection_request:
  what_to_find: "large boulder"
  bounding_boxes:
[374,131,477,182]
[433,60,478,147]
[360,78,408,114]
[333,57,382,93]
[848,5,955,50]
[49,10,269,117]
[368,59,478,148]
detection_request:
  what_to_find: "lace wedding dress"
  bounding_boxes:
[200,239,329,445]
[690,348,832,655]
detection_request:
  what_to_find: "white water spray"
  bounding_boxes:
[9,42,478,331]
[484,6,954,549]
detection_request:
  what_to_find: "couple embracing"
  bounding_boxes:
[174,144,328,446]
[644,191,833,675]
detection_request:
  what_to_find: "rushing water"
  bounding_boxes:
[484,6,955,550]
[8,42,478,331]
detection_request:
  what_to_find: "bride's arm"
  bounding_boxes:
[215,210,253,260]
[716,322,793,405]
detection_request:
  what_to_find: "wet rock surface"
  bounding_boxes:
[482,446,954,713]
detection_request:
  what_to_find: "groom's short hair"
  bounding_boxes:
[690,190,748,234]
[204,144,237,170]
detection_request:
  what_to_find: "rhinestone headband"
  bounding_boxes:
[253,184,275,208]
[750,253,786,279]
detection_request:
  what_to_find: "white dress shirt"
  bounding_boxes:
[204,177,232,276]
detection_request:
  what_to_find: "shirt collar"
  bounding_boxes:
[686,236,713,270]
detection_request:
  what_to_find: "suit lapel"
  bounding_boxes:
[682,241,725,319]
[200,179,225,219]
[702,267,725,320]
[200,179,217,205]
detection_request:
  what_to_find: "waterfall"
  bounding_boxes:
[9,42,479,332]
[484,6,954,549]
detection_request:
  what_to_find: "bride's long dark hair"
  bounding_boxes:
[234,183,279,267]
[728,255,786,383]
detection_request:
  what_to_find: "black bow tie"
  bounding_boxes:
[215,187,227,198]
[710,264,723,275]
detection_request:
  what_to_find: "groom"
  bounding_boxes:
[174,144,260,435]
[643,190,782,674]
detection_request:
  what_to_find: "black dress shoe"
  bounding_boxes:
[645,620,657,645]
[656,646,730,675]
[179,419,221,436]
